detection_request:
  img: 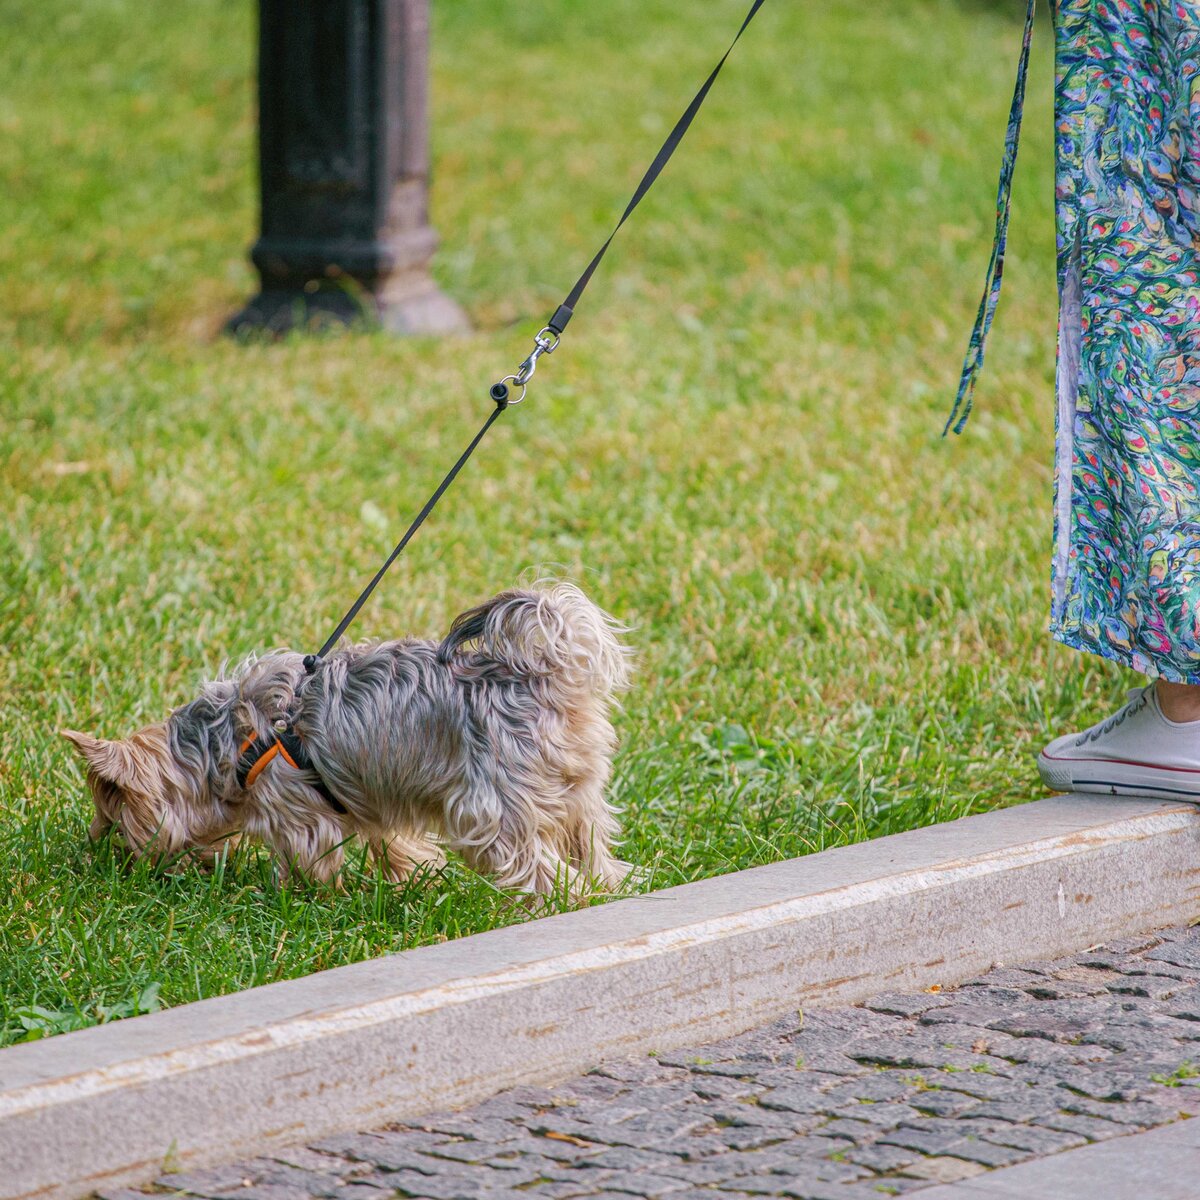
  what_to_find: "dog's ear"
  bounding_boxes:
[61,730,136,784]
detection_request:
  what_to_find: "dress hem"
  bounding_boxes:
[1050,622,1200,685]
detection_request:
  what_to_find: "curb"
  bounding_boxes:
[3,795,1199,1200]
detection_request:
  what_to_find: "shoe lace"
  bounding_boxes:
[1074,687,1150,747]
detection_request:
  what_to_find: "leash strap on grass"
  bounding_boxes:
[943,0,1036,436]
[308,0,766,665]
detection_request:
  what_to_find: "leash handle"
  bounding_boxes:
[312,0,767,663]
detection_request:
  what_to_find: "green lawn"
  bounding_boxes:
[0,0,1118,1046]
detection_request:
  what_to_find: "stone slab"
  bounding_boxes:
[2,795,1199,1200]
[915,1119,1200,1198]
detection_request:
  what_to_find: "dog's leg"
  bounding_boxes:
[563,779,630,892]
[441,784,571,897]
[260,814,347,888]
[372,830,445,884]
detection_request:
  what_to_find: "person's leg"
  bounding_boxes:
[1155,682,1200,725]
[1036,3,1200,801]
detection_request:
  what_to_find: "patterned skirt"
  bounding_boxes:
[958,0,1200,682]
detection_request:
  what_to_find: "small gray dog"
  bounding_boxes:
[65,583,632,896]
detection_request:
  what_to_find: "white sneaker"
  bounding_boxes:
[1038,686,1200,801]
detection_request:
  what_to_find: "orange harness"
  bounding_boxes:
[238,732,300,789]
[236,723,347,814]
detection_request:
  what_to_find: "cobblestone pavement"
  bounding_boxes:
[105,925,1200,1200]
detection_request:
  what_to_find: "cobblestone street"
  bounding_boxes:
[105,925,1200,1200]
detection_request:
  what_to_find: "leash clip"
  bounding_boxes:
[514,327,561,387]
[490,327,561,407]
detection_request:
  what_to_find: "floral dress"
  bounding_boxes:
[956,0,1200,682]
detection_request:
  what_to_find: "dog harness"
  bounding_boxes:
[236,722,348,815]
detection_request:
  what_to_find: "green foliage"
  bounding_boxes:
[0,0,1128,1044]
[1151,1062,1200,1087]
[7,983,161,1042]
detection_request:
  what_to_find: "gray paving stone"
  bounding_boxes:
[1022,979,1108,1001]
[962,1098,1059,1124]
[149,1166,256,1197]
[905,1070,1024,1102]
[1059,1096,1184,1127]
[863,992,955,1018]
[1147,943,1200,972]
[703,1105,791,1130]
[588,1170,690,1196]
[936,1138,1028,1168]
[837,1075,916,1103]
[311,1132,449,1170]
[404,1115,525,1144]
[690,1076,766,1101]
[1041,1112,1131,1141]
[814,1116,880,1142]
[505,1135,606,1163]
[420,1142,533,1168]
[907,1090,981,1119]
[714,1128,792,1152]
[843,1141,924,1172]
[982,1035,1102,1067]
[145,926,1200,1200]
[875,1126,970,1157]
[984,1012,1102,1043]
[1102,934,1164,955]
[253,1164,351,1193]
[723,1160,866,1194]
[919,1003,1018,1030]
[205,1186,321,1200]
[978,1123,1088,1154]
[678,1148,805,1182]
[898,1156,988,1184]
[325,1185,395,1200]
[266,1149,360,1176]
[849,1039,983,1073]
[756,1086,834,1115]
[1108,975,1192,1000]
[829,1101,923,1128]
[1081,1027,1182,1054]
[661,1193,753,1200]
[576,1142,691,1171]
[376,1171,526,1200]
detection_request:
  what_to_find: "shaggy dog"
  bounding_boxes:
[64,584,632,896]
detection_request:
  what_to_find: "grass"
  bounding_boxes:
[0,0,1133,1046]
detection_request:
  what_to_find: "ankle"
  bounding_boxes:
[1155,679,1200,723]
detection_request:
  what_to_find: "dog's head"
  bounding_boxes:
[62,725,222,862]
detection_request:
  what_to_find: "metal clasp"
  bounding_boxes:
[490,327,562,407]
[513,327,561,388]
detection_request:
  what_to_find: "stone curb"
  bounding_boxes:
[3,795,1199,1200]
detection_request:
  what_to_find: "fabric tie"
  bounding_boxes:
[944,0,1037,435]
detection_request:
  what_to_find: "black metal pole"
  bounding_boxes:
[229,0,468,336]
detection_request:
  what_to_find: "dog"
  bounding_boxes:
[64,583,632,897]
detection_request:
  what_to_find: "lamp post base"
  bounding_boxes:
[230,0,468,340]
[226,282,469,338]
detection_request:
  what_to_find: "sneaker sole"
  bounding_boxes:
[1038,749,1200,801]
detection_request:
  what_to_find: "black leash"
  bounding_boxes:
[308,404,506,665]
[304,0,766,674]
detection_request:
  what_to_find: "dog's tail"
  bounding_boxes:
[437,583,632,701]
